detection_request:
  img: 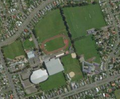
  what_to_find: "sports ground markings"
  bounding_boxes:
[41,34,69,54]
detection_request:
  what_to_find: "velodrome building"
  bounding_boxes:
[30,58,64,84]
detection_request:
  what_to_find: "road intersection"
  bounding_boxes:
[0,0,120,99]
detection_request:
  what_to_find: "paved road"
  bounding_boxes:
[103,0,120,76]
[0,49,19,99]
[51,74,120,99]
[0,0,55,47]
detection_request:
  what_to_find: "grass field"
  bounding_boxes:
[22,37,35,50]
[115,89,120,99]
[35,9,67,43]
[40,72,66,91]
[61,55,83,81]
[63,4,106,39]
[3,40,25,59]
[74,36,100,63]
[45,37,65,51]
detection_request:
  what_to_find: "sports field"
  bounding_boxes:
[3,40,25,59]
[40,72,66,91]
[63,4,106,39]
[41,34,69,54]
[61,55,83,81]
[45,37,65,52]
[115,89,120,99]
[74,36,100,63]
[22,36,35,50]
[34,9,67,43]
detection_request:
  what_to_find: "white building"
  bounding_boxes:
[30,69,48,84]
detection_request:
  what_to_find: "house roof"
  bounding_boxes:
[27,51,35,59]
[44,58,64,75]
[30,69,48,84]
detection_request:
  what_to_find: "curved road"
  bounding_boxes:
[0,0,56,98]
[0,0,55,47]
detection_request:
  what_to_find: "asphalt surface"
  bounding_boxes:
[104,0,120,76]
[0,0,55,47]
[0,0,120,99]
[51,74,120,99]
[0,49,19,99]
[0,0,56,98]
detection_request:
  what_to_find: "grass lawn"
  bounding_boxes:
[22,38,35,50]
[115,89,120,99]
[63,4,106,39]
[61,55,83,81]
[45,37,65,51]
[74,36,100,63]
[35,9,67,43]
[3,40,25,59]
[40,72,66,91]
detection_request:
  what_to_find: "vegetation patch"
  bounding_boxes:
[74,36,100,63]
[45,37,65,52]
[61,55,83,81]
[115,89,120,99]
[34,9,67,43]
[40,72,66,91]
[63,4,106,39]
[22,35,35,50]
[3,40,25,59]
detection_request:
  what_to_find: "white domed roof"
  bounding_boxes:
[30,69,48,84]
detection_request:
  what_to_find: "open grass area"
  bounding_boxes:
[40,72,66,91]
[61,55,83,81]
[63,4,106,39]
[115,89,120,99]
[74,36,100,63]
[45,37,65,51]
[22,36,35,50]
[3,40,25,59]
[35,9,67,43]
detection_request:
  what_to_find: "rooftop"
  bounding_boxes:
[30,69,48,84]
[44,58,64,76]
[27,51,35,59]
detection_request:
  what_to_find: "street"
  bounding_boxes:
[52,74,120,99]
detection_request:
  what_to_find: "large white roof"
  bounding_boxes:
[30,69,48,84]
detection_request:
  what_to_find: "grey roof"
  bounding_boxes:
[21,69,31,80]
[27,51,35,59]
[44,58,64,75]
[87,28,95,34]
[82,61,101,74]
